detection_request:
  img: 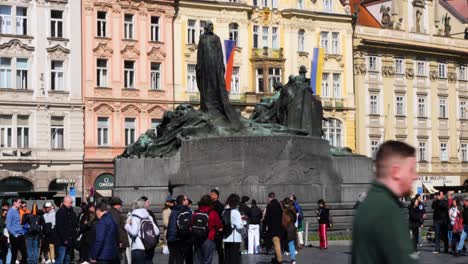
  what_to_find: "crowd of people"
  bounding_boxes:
[0,189,333,264]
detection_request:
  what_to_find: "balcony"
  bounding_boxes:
[0,148,34,160]
[322,98,345,109]
[251,47,284,60]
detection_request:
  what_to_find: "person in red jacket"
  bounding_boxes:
[192,195,222,264]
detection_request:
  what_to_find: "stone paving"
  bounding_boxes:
[153,244,468,264]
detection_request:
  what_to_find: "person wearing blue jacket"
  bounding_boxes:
[6,198,27,264]
[91,202,119,264]
[167,195,193,264]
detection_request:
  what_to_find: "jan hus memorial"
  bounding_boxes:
[114,21,372,203]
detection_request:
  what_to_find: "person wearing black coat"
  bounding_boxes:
[432,192,449,253]
[316,199,330,250]
[408,199,422,252]
[210,189,224,264]
[55,196,77,264]
[263,192,283,264]
[79,204,98,263]
[246,200,262,254]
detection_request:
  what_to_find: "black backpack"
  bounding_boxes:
[177,210,191,238]
[133,215,158,250]
[191,210,210,240]
[222,209,233,239]
[28,214,42,235]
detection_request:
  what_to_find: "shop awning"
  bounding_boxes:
[423,183,438,194]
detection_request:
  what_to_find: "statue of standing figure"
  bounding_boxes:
[443,14,451,37]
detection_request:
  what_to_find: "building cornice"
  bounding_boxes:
[281,8,353,22]
[179,0,251,12]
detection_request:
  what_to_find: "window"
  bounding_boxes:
[231,67,240,94]
[229,23,239,46]
[371,139,380,159]
[369,56,377,72]
[150,62,161,90]
[256,68,264,93]
[438,63,447,78]
[124,118,135,146]
[97,117,109,146]
[298,0,304,9]
[369,94,378,114]
[0,6,12,34]
[253,25,259,49]
[439,98,447,118]
[97,11,107,37]
[324,0,332,12]
[150,16,160,42]
[417,61,426,76]
[440,142,448,162]
[187,64,197,92]
[16,115,29,148]
[187,19,196,44]
[51,60,64,91]
[16,7,27,35]
[272,27,280,49]
[320,32,329,54]
[96,59,107,87]
[50,10,63,38]
[268,68,281,92]
[262,26,268,48]
[331,32,339,54]
[395,58,404,74]
[321,73,330,98]
[272,0,278,9]
[333,73,341,98]
[0,115,12,148]
[396,95,405,116]
[16,58,27,90]
[124,60,134,89]
[151,118,160,135]
[298,29,305,52]
[418,141,427,162]
[124,14,134,39]
[459,65,467,81]
[417,97,426,117]
[462,143,468,162]
[322,119,342,147]
[460,100,467,119]
[50,116,64,149]
[0,57,11,88]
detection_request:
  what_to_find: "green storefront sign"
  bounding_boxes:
[94,174,114,190]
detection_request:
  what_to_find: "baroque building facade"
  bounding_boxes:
[0,0,83,199]
[352,0,468,193]
[82,0,175,197]
[174,0,356,150]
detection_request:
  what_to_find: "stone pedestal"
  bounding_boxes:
[114,135,373,204]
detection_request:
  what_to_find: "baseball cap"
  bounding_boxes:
[44,202,52,208]
[165,195,176,202]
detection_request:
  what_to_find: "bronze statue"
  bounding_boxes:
[443,14,451,37]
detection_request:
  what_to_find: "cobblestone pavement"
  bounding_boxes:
[153,244,468,264]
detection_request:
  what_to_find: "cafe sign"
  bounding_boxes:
[94,174,114,190]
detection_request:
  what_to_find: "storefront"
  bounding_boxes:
[93,173,114,197]
[413,175,461,198]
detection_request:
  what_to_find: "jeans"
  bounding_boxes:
[247,225,260,254]
[434,220,449,252]
[55,246,71,264]
[456,225,468,251]
[410,227,419,252]
[194,239,216,264]
[95,259,120,264]
[214,236,224,264]
[26,236,39,264]
[10,235,27,264]
[131,249,153,264]
[288,240,296,261]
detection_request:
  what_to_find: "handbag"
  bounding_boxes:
[453,215,464,234]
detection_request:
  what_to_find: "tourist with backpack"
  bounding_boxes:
[222,194,244,264]
[125,198,160,264]
[22,203,45,264]
[192,195,222,264]
[167,195,193,264]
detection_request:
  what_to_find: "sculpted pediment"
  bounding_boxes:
[121,45,140,60]
[94,43,114,58]
[46,44,70,60]
[147,46,166,61]
[0,39,34,52]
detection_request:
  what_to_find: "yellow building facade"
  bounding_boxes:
[173,0,356,150]
[353,0,468,192]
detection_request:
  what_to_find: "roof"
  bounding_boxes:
[443,0,468,22]
[350,0,382,28]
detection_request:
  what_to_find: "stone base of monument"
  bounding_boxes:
[114,135,373,204]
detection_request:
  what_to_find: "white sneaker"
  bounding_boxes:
[45,260,52,264]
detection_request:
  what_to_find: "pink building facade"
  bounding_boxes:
[82,0,174,197]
